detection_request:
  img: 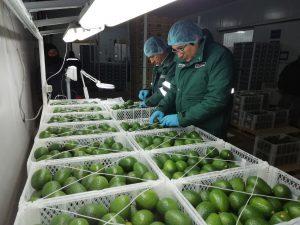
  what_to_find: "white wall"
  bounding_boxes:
[0,2,38,224]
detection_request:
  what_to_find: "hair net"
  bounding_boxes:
[168,20,203,46]
[144,37,168,57]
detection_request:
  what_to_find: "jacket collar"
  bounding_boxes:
[175,38,207,67]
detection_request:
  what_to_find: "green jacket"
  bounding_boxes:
[145,51,176,107]
[157,39,234,138]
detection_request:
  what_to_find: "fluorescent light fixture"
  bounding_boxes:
[79,0,177,29]
[236,31,246,34]
[63,24,104,42]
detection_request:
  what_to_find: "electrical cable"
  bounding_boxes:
[45,43,68,83]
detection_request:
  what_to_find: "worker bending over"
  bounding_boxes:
[150,21,234,139]
[139,37,176,107]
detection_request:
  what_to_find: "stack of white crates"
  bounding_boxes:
[14,97,300,225]
[231,90,289,131]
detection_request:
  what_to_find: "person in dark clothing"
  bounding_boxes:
[278,56,300,127]
[44,43,64,98]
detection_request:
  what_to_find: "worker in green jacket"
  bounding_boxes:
[139,37,176,107]
[150,21,234,139]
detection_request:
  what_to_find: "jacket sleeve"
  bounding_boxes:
[145,90,163,106]
[156,75,177,113]
[178,50,234,126]
[145,61,176,107]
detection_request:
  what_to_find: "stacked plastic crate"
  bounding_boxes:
[231,90,290,131]
[14,98,300,225]
[253,134,300,166]
[234,42,280,91]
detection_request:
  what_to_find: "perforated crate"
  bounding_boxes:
[253,134,300,166]
[233,92,263,111]
[36,121,120,140]
[128,125,219,151]
[15,182,203,225]
[240,110,274,130]
[20,152,164,207]
[48,99,102,106]
[117,118,167,132]
[104,101,156,120]
[47,104,106,114]
[27,133,137,172]
[147,141,263,180]
[266,107,289,127]
[174,164,300,225]
[42,111,113,124]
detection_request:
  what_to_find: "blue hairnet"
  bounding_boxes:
[144,37,168,57]
[168,20,203,46]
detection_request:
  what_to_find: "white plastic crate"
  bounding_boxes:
[20,152,164,207]
[233,92,264,111]
[15,181,203,225]
[111,107,156,120]
[128,126,219,151]
[147,141,263,180]
[101,97,124,105]
[46,104,106,114]
[36,121,120,140]
[48,98,102,106]
[104,101,156,120]
[27,133,137,172]
[174,164,300,225]
[253,134,300,166]
[266,107,289,128]
[42,111,113,124]
[240,110,274,130]
[117,118,167,132]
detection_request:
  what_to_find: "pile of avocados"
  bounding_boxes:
[48,114,111,123]
[29,156,158,201]
[39,124,117,139]
[121,121,163,132]
[135,131,204,150]
[53,106,102,113]
[34,137,131,161]
[111,100,139,110]
[46,189,192,225]
[50,100,98,106]
[181,176,300,225]
[154,147,238,179]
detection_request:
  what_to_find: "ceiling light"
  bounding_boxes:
[79,0,177,29]
[63,24,104,43]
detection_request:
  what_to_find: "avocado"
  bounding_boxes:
[196,201,217,220]
[209,189,230,212]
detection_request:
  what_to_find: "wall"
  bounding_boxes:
[0,2,38,224]
[188,0,300,84]
[253,20,300,72]
[191,0,300,45]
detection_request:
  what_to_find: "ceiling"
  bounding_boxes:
[23,0,239,36]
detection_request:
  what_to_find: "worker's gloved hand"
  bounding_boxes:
[138,89,149,101]
[150,111,164,124]
[139,101,147,108]
[161,114,179,127]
